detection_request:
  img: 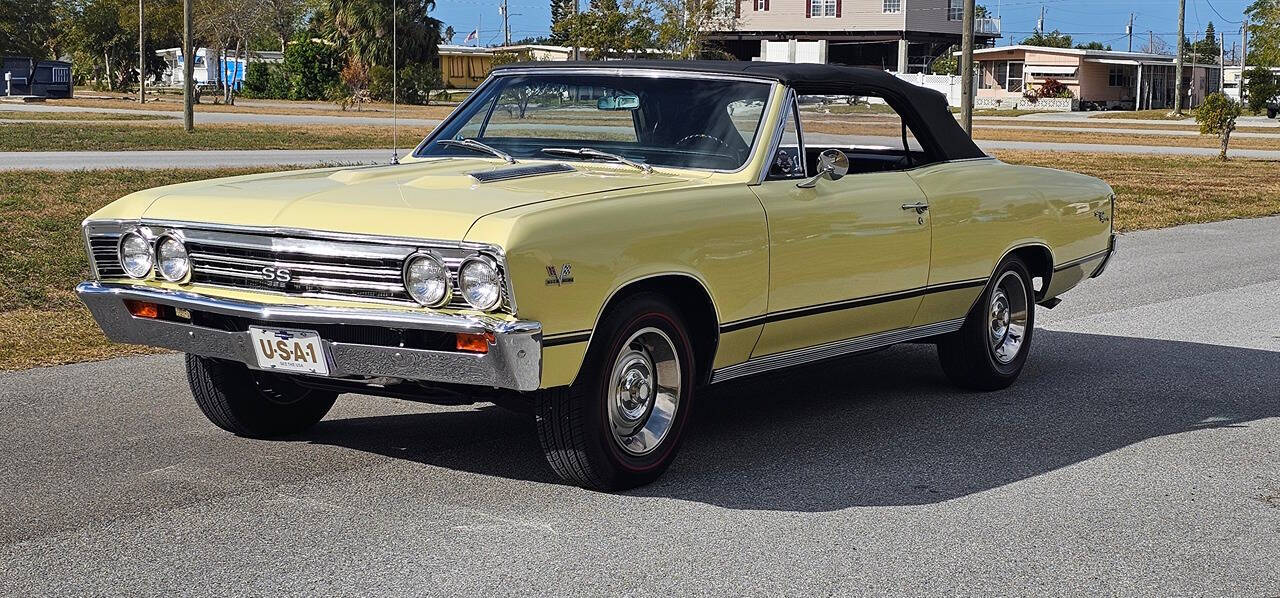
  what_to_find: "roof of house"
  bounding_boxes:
[966,45,1221,67]
[489,60,985,160]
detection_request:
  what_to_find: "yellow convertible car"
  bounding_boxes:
[78,61,1116,490]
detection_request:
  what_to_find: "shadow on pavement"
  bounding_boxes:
[305,330,1280,510]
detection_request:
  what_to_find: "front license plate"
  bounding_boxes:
[248,326,330,376]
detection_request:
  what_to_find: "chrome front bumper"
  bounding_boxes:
[76,282,542,391]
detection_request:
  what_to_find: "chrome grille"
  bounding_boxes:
[84,224,512,313]
[87,233,124,278]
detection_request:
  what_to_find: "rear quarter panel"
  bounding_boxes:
[909,159,1112,322]
[465,181,769,388]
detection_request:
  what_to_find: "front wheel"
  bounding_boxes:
[534,293,696,491]
[186,354,338,438]
[937,256,1035,390]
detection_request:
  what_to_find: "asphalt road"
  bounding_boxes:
[2,217,1279,596]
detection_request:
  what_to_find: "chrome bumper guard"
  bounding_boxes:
[76,282,542,391]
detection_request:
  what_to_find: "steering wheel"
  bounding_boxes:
[674,133,730,151]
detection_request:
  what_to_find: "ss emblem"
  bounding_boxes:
[261,266,292,284]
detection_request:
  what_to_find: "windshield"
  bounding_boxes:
[417,73,774,171]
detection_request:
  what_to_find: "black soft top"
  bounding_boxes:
[490,60,986,161]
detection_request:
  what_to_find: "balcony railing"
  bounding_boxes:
[975,17,1002,36]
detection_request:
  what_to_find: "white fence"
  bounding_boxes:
[890,72,969,107]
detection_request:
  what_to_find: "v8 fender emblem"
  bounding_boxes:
[546,264,574,286]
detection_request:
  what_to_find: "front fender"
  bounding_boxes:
[466,182,769,388]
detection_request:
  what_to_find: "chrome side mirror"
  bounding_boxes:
[796,149,849,188]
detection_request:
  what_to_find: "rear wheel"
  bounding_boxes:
[534,293,696,491]
[186,354,338,438]
[937,256,1035,390]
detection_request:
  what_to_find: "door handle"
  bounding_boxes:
[901,202,929,214]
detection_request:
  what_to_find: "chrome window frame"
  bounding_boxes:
[754,89,807,184]
[412,68,782,177]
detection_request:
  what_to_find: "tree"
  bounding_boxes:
[320,0,441,69]
[0,0,59,59]
[281,34,340,99]
[444,25,455,44]
[1021,29,1073,48]
[652,0,736,59]
[1243,66,1279,113]
[59,0,177,91]
[1245,0,1279,67]
[259,0,308,52]
[1186,22,1220,63]
[550,0,576,44]
[552,0,657,59]
[1075,41,1112,50]
[1195,92,1241,160]
[931,45,958,75]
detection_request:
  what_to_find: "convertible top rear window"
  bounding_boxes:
[417,73,773,171]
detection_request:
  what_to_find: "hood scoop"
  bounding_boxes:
[469,162,575,183]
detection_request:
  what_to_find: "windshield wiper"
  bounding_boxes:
[437,138,516,164]
[540,147,652,174]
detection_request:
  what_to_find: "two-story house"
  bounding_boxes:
[708,0,1000,72]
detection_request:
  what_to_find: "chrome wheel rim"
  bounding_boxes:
[988,270,1029,365]
[607,327,681,457]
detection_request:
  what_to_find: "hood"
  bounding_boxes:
[139,158,688,240]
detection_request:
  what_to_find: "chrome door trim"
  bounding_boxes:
[710,318,964,384]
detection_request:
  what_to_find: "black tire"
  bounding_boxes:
[185,354,338,438]
[937,256,1036,391]
[534,293,697,491]
[1268,108,1277,119]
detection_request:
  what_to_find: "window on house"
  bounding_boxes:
[1108,66,1133,88]
[755,0,766,9]
[812,0,838,17]
[948,0,963,20]
[883,0,901,13]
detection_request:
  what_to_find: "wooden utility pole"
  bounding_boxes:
[960,0,975,134]
[572,0,580,60]
[1241,17,1249,103]
[1127,13,1134,52]
[138,0,145,104]
[1173,0,1185,115]
[182,0,194,132]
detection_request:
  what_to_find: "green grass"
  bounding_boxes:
[0,122,436,152]
[0,110,173,121]
[0,168,282,370]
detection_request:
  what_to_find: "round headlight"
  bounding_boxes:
[156,235,190,282]
[458,256,503,311]
[118,231,153,279]
[403,253,450,307]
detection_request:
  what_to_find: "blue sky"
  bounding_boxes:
[431,0,1256,58]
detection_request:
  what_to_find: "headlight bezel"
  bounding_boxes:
[402,251,452,308]
[117,230,154,279]
[458,254,504,312]
[155,233,191,283]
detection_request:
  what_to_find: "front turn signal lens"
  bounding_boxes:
[456,332,493,354]
[125,300,159,319]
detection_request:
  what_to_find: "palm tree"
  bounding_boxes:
[321,0,442,68]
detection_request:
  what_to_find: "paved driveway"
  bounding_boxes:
[2,217,1278,596]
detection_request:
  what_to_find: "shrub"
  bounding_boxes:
[281,36,341,101]
[1195,92,1242,161]
[241,62,289,99]
[368,62,443,105]
[1243,67,1279,115]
